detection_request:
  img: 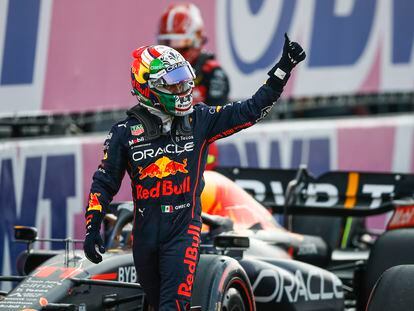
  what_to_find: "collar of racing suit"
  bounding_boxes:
[145,105,173,134]
[126,104,193,141]
[146,106,193,138]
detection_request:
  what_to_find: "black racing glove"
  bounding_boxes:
[84,230,105,264]
[267,33,306,86]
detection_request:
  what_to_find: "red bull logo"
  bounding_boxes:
[138,156,188,180]
[87,193,102,212]
[136,176,191,200]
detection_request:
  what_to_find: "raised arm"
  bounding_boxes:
[197,34,306,143]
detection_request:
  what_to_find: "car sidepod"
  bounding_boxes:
[239,257,344,311]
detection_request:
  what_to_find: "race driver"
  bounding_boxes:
[84,34,305,310]
[157,2,229,170]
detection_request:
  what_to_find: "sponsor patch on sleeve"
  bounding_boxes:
[130,124,145,136]
[274,68,286,80]
[88,193,102,212]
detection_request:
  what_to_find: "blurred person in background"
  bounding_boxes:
[157,3,229,170]
[84,35,305,310]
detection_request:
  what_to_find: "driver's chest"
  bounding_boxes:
[127,133,197,186]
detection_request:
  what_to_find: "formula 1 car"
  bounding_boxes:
[217,166,414,310]
[0,170,345,311]
[1,168,413,310]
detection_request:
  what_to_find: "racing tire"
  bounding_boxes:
[192,255,255,311]
[359,228,414,309]
[366,265,414,311]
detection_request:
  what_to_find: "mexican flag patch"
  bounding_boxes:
[130,124,144,136]
[161,205,174,213]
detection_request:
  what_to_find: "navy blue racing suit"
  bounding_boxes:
[85,79,285,310]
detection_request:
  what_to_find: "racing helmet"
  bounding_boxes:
[131,45,196,116]
[157,3,206,64]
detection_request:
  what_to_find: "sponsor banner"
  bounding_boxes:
[218,0,414,99]
[216,114,414,231]
[0,114,412,288]
[0,135,131,290]
[217,115,414,175]
[1,0,413,115]
[0,0,216,115]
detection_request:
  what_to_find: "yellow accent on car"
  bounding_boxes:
[207,154,216,164]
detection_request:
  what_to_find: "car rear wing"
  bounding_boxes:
[216,166,414,218]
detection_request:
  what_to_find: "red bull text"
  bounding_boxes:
[177,224,201,298]
[136,176,191,200]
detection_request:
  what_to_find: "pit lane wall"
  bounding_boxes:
[1,0,413,115]
[0,115,413,285]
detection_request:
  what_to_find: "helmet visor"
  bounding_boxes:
[162,64,195,85]
[156,80,194,95]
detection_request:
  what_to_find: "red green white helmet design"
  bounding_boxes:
[131,45,196,116]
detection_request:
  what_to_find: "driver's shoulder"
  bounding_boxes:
[110,116,140,136]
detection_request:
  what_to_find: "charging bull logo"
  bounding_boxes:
[138,156,188,180]
[87,193,102,212]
